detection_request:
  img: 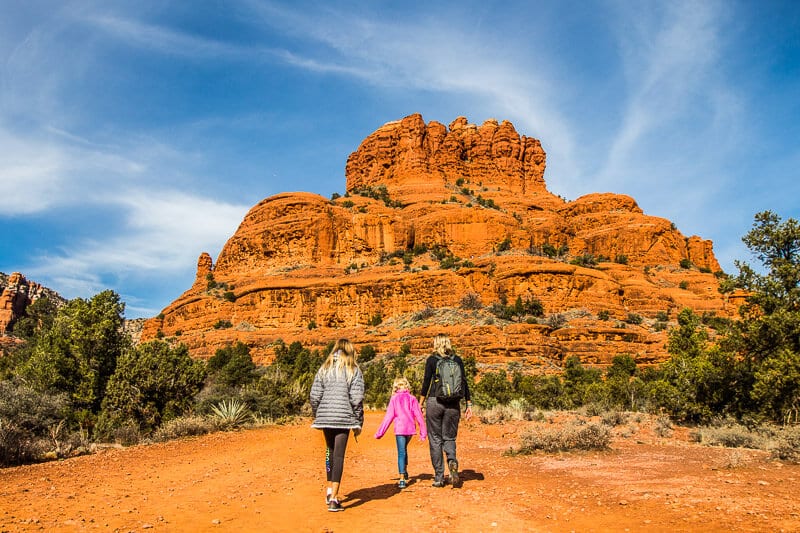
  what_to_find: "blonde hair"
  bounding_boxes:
[392,376,410,393]
[319,338,359,381]
[433,333,452,357]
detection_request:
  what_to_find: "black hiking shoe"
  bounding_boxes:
[431,479,445,487]
[328,499,343,512]
[448,460,461,488]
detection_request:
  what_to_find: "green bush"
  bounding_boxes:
[97,341,206,436]
[625,313,643,325]
[359,345,377,364]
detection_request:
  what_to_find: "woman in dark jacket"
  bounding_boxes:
[419,333,472,487]
[310,339,364,511]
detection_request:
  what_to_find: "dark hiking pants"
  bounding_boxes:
[425,396,461,482]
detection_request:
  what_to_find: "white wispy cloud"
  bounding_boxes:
[25,190,249,302]
[240,1,580,179]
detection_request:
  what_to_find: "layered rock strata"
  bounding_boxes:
[142,114,729,371]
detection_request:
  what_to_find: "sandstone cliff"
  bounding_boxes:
[141,114,731,371]
[0,272,65,336]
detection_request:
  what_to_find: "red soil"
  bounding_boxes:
[1,412,799,532]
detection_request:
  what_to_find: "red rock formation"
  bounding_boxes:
[0,272,64,335]
[141,114,730,371]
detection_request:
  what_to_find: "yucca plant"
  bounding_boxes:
[209,399,250,429]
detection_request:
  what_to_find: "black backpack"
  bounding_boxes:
[432,355,464,400]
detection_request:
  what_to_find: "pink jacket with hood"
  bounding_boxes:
[374,390,427,439]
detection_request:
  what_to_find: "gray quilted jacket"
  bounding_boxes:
[309,366,365,430]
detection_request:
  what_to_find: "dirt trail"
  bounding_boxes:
[1,412,799,532]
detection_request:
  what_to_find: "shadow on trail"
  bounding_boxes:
[345,470,487,508]
[343,482,400,509]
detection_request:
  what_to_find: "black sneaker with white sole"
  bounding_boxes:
[328,499,343,512]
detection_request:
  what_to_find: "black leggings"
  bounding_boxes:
[323,428,350,483]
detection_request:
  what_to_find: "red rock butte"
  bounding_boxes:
[141,113,737,371]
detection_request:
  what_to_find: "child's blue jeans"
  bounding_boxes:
[395,435,413,474]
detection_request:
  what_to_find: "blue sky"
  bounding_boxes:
[1,0,798,319]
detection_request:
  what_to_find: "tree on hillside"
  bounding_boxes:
[732,211,800,421]
[97,340,206,436]
[16,290,128,414]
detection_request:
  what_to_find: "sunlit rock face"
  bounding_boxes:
[142,114,728,371]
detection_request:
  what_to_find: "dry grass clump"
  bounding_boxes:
[479,399,538,424]
[152,415,217,442]
[600,410,630,427]
[693,423,765,449]
[517,420,612,453]
[654,415,674,438]
[716,449,749,469]
[771,425,800,463]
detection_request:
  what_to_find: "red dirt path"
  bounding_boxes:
[1,412,799,532]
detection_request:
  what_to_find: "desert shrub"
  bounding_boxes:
[222,291,236,302]
[413,306,435,321]
[478,399,530,424]
[601,410,630,427]
[0,380,72,466]
[460,292,483,310]
[207,342,257,388]
[679,280,689,290]
[694,422,764,449]
[654,415,674,437]
[548,313,567,329]
[475,370,513,406]
[597,309,610,321]
[518,421,611,453]
[97,341,206,437]
[656,310,669,322]
[653,321,668,332]
[570,254,598,267]
[614,254,628,265]
[771,426,800,463]
[109,423,142,446]
[625,313,643,325]
[213,319,233,329]
[513,374,566,410]
[152,415,215,442]
[0,419,48,466]
[358,344,377,364]
[362,359,392,408]
[368,313,383,326]
[496,237,512,252]
[680,258,693,269]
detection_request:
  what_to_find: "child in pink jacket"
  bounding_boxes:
[375,377,427,488]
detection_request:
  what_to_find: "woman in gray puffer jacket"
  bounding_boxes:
[310,338,364,512]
